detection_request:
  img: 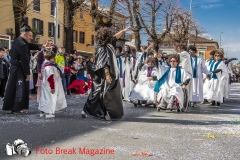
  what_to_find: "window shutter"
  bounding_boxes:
[25,17,28,25]
[76,31,78,43]
[32,18,35,28]
[40,20,43,35]
[58,25,60,38]
[48,22,51,37]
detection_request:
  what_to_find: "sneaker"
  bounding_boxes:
[45,114,55,118]
[81,111,87,118]
[40,111,45,117]
[158,104,167,110]
[167,103,173,110]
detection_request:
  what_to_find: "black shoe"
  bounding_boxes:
[216,102,220,106]
[210,101,215,106]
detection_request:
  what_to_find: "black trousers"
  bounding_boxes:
[0,77,8,98]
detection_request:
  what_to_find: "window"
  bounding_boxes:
[48,22,60,38]
[32,18,43,35]
[79,32,85,44]
[51,0,55,16]
[73,30,78,43]
[198,51,205,60]
[80,8,83,19]
[33,0,40,12]
[91,35,94,46]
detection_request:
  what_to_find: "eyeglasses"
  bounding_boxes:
[215,55,220,57]
[170,60,177,62]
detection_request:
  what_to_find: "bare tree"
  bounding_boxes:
[12,0,28,38]
[169,9,204,46]
[138,0,177,51]
[63,0,85,53]
[90,0,119,30]
[120,0,142,51]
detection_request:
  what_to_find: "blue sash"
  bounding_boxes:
[209,60,222,79]
[190,56,198,78]
[117,57,123,78]
[154,66,182,92]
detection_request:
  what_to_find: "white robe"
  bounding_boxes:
[223,65,232,98]
[178,51,193,101]
[191,56,209,102]
[130,65,159,102]
[157,61,169,78]
[157,68,191,109]
[206,61,228,103]
[203,60,214,99]
[38,65,67,114]
[122,56,134,100]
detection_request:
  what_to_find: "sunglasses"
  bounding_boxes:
[170,60,177,62]
[215,55,220,57]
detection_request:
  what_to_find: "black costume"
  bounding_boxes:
[83,44,123,120]
[2,35,41,112]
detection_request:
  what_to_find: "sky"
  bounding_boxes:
[100,0,240,59]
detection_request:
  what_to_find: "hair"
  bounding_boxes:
[210,50,216,56]
[141,45,148,50]
[95,27,113,46]
[130,46,136,55]
[214,49,224,60]
[124,45,131,54]
[0,48,4,52]
[148,50,154,56]
[3,46,8,50]
[188,45,197,52]
[168,54,180,64]
[115,46,122,53]
[146,57,155,64]
[175,43,187,51]
[44,49,56,60]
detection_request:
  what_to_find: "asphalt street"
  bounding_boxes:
[0,83,240,160]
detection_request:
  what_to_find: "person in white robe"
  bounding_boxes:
[122,45,134,101]
[202,50,216,104]
[155,54,191,111]
[133,44,153,81]
[115,46,123,88]
[188,45,209,107]
[175,44,193,102]
[38,50,67,118]
[130,58,159,104]
[205,50,228,106]
[154,51,169,78]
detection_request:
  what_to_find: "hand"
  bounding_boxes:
[148,77,153,81]
[38,73,42,80]
[182,85,187,90]
[51,89,55,94]
[25,75,30,81]
[124,27,132,32]
[106,74,112,84]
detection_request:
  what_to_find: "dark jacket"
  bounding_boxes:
[10,36,42,76]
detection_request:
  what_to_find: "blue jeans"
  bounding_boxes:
[62,73,71,91]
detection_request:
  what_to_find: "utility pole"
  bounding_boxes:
[187,0,193,47]
[54,0,59,46]
[220,32,223,49]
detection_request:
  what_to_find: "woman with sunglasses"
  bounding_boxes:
[154,54,191,112]
[205,50,228,106]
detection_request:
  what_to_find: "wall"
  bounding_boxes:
[0,1,15,36]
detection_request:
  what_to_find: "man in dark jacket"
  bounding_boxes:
[0,48,10,99]
[2,24,43,114]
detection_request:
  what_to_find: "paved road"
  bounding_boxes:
[0,83,240,160]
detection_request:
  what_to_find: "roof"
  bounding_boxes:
[147,34,218,44]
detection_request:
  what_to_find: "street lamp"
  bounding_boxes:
[187,0,198,47]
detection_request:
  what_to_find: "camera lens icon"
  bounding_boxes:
[5,139,31,157]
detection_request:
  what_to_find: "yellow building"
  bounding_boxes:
[73,7,96,56]
[0,0,65,46]
[73,4,127,57]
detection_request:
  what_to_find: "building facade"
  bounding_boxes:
[0,0,65,47]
